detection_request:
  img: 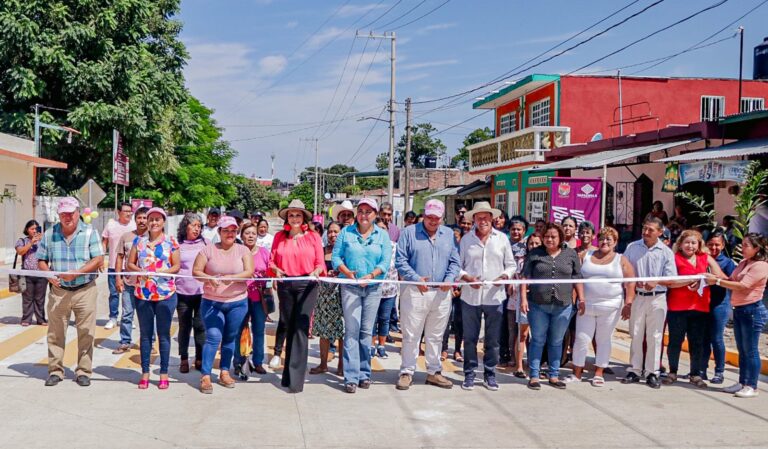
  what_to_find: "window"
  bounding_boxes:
[741,97,765,113]
[525,190,548,223]
[700,96,724,121]
[495,192,507,215]
[530,98,551,126]
[508,191,519,217]
[499,112,516,135]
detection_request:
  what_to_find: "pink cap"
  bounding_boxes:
[146,207,167,220]
[424,199,445,218]
[357,197,379,211]
[57,197,80,214]
[218,215,238,229]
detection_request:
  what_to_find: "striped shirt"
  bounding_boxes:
[623,239,677,293]
[37,222,103,287]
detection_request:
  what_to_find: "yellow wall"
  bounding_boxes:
[0,159,34,263]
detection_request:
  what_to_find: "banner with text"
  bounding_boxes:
[679,160,750,185]
[550,177,602,242]
[112,129,129,186]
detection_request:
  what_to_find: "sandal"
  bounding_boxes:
[527,379,541,390]
[548,379,567,389]
[440,351,448,361]
[454,352,464,363]
[590,376,605,387]
[309,366,328,375]
[513,370,527,379]
[200,376,213,394]
[689,376,708,389]
[563,374,580,384]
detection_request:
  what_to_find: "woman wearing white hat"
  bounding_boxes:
[269,199,325,393]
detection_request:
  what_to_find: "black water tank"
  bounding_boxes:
[424,156,437,168]
[754,37,768,80]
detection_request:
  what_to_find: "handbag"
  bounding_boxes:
[261,283,276,315]
[9,249,26,294]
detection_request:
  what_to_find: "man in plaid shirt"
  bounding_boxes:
[37,197,104,387]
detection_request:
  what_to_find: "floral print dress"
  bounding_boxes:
[133,234,179,301]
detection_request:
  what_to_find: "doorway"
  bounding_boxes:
[632,174,653,238]
[676,181,715,229]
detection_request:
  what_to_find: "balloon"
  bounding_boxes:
[90,211,99,219]
[83,215,92,224]
[83,207,92,215]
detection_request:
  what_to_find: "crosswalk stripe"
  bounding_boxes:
[36,325,121,367]
[0,326,48,362]
[113,323,179,369]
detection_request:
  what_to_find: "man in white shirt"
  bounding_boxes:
[459,201,516,391]
[101,202,136,329]
[201,208,220,242]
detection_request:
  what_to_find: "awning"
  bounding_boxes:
[657,138,768,162]
[530,139,697,171]
[456,180,490,196]
[427,186,461,198]
[0,148,67,168]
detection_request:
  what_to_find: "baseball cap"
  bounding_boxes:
[424,199,445,218]
[357,198,379,211]
[57,197,80,214]
[208,207,221,216]
[227,209,244,220]
[146,207,167,220]
[218,216,239,230]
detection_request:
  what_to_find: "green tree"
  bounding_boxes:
[357,177,387,191]
[376,123,447,169]
[228,175,281,214]
[451,127,493,169]
[287,182,316,213]
[375,152,389,171]
[0,0,194,198]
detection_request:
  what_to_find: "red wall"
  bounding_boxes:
[496,98,520,136]
[559,76,768,143]
[524,83,556,127]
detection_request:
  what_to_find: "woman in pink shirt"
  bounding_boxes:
[192,216,254,394]
[705,233,768,398]
[269,199,324,393]
[233,222,271,379]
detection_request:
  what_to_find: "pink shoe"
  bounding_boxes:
[138,378,150,389]
[158,379,170,390]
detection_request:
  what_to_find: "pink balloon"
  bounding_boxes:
[83,207,92,215]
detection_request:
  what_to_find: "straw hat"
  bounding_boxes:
[278,199,312,221]
[464,201,501,221]
[333,200,355,221]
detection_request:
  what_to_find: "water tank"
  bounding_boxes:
[424,156,437,168]
[754,37,768,80]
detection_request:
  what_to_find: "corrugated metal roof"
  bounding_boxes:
[657,138,768,162]
[530,139,697,171]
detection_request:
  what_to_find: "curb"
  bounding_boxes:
[616,326,768,375]
[0,288,14,299]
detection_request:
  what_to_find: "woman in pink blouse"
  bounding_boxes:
[705,233,768,398]
[269,199,325,393]
[192,216,254,394]
[233,222,271,379]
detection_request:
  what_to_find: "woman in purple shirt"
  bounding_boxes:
[234,222,271,379]
[175,213,208,373]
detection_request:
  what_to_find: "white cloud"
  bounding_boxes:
[258,55,288,76]
[307,27,347,50]
[401,59,459,70]
[285,20,298,29]
[337,3,387,18]
[417,22,456,34]
[185,42,253,82]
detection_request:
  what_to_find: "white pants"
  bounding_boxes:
[399,286,452,376]
[628,293,668,376]
[573,304,621,368]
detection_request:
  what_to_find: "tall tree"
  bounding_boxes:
[376,123,447,169]
[451,127,493,169]
[228,175,281,214]
[0,0,194,198]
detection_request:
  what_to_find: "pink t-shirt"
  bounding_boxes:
[199,243,251,302]
[730,259,768,307]
[246,246,270,302]
[102,219,136,269]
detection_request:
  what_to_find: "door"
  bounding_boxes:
[633,174,653,238]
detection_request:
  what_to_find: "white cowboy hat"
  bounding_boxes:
[278,199,312,221]
[464,201,501,221]
[333,200,355,221]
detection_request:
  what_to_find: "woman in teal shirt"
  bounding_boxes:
[332,198,392,393]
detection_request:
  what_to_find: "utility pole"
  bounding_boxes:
[404,97,412,213]
[300,137,320,215]
[617,70,624,136]
[738,26,744,112]
[359,31,396,204]
[270,153,276,180]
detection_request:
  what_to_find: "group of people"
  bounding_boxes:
[13,194,768,399]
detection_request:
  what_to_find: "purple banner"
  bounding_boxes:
[549,177,602,241]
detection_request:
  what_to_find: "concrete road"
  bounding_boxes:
[0,277,766,449]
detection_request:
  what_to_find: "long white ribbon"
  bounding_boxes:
[0,267,705,288]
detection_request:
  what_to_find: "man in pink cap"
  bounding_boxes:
[37,197,104,387]
[394,199,460,390]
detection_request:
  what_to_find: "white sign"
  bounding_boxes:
[531,202,544,220]
[76,179,107,208]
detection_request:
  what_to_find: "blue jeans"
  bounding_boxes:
[107,269,120,319]
[200,298,249,376]
[703,298,730,376]
[119,289,137,345]
[135,294,178,374]
[527,302,573,379]
[461,301,504,375]
[373,296,396,337]
[733,301,768,389]
[235,301,267,367]
[341,284,382,384]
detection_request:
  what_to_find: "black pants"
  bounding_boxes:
[274,314,287,355]
[442,296,463,353]
[277,280,319,392]
[667,310,708,376]
[22,276,47,324]
[176,293,206,360]
[499,298,511,362]
[507,309,518,362]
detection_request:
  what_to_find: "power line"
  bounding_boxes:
[391,0,452,31]
[345,105,388,165]
[432,110,491,137]
[318,37,371,139]
[376,1,427,30]
[358,0,402,30]
[221,105,383,129]
[312,36,359,139]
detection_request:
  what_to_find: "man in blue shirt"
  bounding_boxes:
[395,199,461,390]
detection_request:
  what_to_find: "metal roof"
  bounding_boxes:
[530,139,697,171]
[657,138,768,162]
[427,186,461,198]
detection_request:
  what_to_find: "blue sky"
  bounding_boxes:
[179,0,768,181]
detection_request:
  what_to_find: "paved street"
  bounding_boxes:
[0,278,767,449]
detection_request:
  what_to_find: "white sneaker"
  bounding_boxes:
[132,321,136,329]
[735,386,759,398]
[723,382,744,394]
[268,355,281,369]
[104,318,117,330]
